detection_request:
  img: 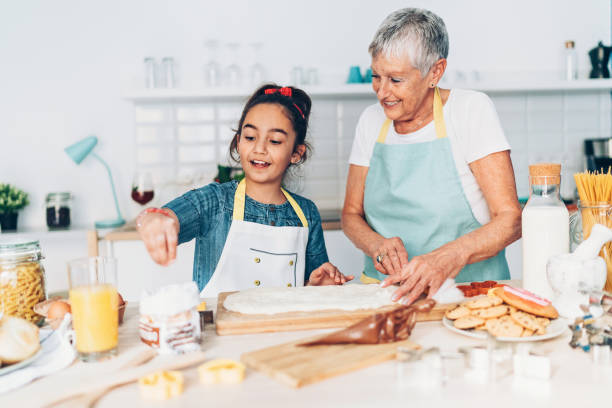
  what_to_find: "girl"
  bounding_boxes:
[137,84,354,296]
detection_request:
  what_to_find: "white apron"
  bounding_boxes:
[199,179,310,297]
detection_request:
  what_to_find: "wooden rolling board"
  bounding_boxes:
[216,291,454,335]
[241,335,420,388]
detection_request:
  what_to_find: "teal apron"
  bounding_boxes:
[361,87,509,283]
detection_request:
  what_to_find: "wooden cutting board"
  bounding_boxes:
[241,335,420,388]
[216,291,454,335]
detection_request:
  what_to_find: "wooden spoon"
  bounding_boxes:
[46,349,206,407]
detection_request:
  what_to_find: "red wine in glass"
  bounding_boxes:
[131,171,155,206]
[131,188,154,205]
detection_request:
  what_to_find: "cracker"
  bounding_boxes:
[486,291,504,306]
[521,328,534,337]
[445,305,471,320]
[536,317,550,328]
[471,305,508,319]
[465,297,496,309]
[454,315,485,329]
[510,311,541,331]
[485,318,523,337]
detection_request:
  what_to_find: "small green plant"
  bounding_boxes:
[0,184,29,214]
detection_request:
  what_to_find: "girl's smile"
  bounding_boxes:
[237,103,305,201]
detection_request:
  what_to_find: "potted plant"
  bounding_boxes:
[0,184,29,231]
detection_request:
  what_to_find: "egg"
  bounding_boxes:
[47,300,71,320]
[117,292,127,324]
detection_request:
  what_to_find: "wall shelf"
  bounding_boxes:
[0,227,91,239]
[123,79,612,102]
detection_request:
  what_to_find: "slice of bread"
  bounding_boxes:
[0,315,40,364]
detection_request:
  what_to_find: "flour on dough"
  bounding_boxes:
[223,284,397,314]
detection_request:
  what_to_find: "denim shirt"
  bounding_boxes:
[164,181,329,291]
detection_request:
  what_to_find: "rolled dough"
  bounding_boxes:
[223,284,397,315]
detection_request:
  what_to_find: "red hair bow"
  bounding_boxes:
[264,86,292,97]
[263,86,304,119]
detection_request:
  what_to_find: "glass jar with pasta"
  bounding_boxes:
[0,238,46,324]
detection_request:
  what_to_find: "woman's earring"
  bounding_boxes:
[431,83,435,88]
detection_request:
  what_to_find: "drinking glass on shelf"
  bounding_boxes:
[203,39,221,87]
[290,66,305,86]
[67,257,119,362]
[248,42,266,86]
[225,42,243,86]
[131,171,155,206]
[161,57,176,88]
[144,57,157,88]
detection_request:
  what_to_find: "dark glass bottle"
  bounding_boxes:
[46,192,72,229]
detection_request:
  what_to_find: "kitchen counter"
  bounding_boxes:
[3,300,610,407]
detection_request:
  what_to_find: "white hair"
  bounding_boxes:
[368,8,449,76]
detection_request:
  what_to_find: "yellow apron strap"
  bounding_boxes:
[281,188,309,228]
[376,87,447,143]
[233,179,309,228]
[376,118,392,144]
[433,87,447,139]
[360,272,381,284]
[232,179,247,221]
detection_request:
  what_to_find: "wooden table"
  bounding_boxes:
[2,301,611,408]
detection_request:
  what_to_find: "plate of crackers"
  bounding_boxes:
[443,285,567,341]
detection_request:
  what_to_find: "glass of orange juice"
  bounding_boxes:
[67,257,118,362]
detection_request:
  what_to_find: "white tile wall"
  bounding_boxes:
[132,90,612,208]
[492,90,611,200]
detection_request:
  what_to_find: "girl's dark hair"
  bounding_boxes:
[229,83,312,165]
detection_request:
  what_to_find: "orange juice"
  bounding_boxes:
[69,283,118,353]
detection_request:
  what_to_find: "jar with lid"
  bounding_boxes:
[0,238,46,324]
[564,40,578,80]
[46,192,72,229]
[521,163,569,300]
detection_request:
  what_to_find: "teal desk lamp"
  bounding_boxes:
[65,135,126,229]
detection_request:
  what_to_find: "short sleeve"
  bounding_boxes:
[163,183,220,244]
[348,105,379,167]
[461,92,511,163]
[304,200,329,281]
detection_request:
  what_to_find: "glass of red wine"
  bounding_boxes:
[131,171,154,206]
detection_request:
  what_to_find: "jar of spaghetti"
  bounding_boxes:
[0,238,46,324]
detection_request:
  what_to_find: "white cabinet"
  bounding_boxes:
[505,238,522,280]
[322,230,364,277]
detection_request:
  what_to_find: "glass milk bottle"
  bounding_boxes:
[522,163,569,300]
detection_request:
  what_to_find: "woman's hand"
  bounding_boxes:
[380,246,464,304]
[370,237,409,276]
[136,209,180,266]
[307,262,355,286]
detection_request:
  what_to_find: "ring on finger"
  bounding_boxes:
[376,253,386,264]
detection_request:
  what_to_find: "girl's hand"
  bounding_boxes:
[136,209,180,266]
[307,262,354,286]
[380,247,464,305]
[370,237,409,276]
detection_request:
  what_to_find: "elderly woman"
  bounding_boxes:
[342,8,521,305]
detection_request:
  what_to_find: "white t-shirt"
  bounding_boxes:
[348,89,511,225]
